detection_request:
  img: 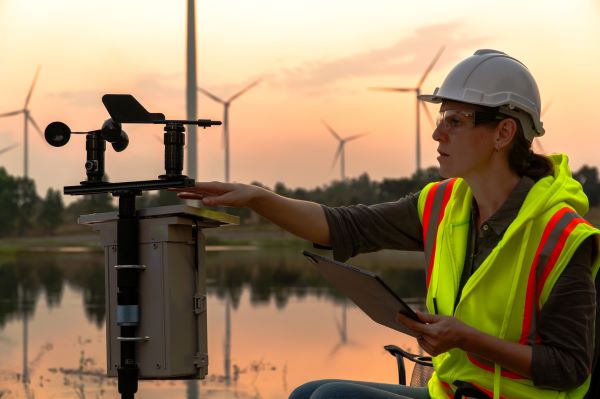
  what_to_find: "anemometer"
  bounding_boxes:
[44,94,221,192]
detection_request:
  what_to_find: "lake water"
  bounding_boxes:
[0,244,426,399]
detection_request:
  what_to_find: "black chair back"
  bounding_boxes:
[583,275,599,399]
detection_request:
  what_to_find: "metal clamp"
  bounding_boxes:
[114,264,147,270]
[117,305,140,326]
[193,352,209,368]
[117,336,150,342]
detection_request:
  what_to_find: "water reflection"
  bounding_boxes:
[0,253,105,329]
[206,248,426,310]
[0,247,426,398]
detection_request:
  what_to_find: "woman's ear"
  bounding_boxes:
[495,118,518,151]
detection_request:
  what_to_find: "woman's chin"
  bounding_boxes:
[437,165,450,179]
[438,166,460,179]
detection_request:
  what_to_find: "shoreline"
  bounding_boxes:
[0,224,306,255]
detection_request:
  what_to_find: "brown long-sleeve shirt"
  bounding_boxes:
[321,177,597,389]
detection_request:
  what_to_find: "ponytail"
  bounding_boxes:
[507,122,554,180]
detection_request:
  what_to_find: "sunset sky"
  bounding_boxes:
[1,0,599,199]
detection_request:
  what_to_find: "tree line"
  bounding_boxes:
[2,164,600,237]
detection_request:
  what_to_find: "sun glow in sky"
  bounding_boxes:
[1,0,599,197]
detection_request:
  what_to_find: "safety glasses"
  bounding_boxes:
[436,110,506,132]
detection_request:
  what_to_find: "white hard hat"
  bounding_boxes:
[419,49,544,141]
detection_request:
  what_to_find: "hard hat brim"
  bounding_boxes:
[418,93,442,104]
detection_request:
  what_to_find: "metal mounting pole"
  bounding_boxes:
[115,190,141,399]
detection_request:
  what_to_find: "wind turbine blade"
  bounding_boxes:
[541,101,552,117]
[420,100,435,128]
[197,87,225,104]
[329,342,343,357]
[534,138,546,154]
[345,132,369,142]
[335,317,343,336]
[27,115,43,138]
[322,120,342,141]
[0,110,23,118]
[24,66,41,109]
[417,45,445,88]
[331,144,343,170]
[228,78,262,102]
[0,143,19,156]
[368,87,414,93]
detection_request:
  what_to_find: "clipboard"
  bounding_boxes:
[303,250,422,337]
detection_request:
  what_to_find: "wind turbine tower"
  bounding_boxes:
[198,79,261,182]
[323,121,368,181]
[186,0,198,179]
[370,47,444,174]
[0,67,42,178]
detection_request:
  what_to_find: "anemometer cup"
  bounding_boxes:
[101,119,129,152]
[45,121,71,147]
[44,119,129,152]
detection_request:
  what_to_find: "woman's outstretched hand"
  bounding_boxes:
[171,181,265,208]
[173,181,331,246]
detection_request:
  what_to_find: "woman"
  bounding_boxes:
[175,50,599,398]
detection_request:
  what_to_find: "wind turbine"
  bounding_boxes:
[198,79,261,182]
[0,67,42,178]
[370,47,445,174]
[186,0,198,180]
[323,121,368,181]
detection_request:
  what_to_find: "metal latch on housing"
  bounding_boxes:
[193,294,207,315]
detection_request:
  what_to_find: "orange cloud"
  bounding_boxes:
[276,22,488,91]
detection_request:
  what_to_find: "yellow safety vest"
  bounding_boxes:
[417,155,600,399]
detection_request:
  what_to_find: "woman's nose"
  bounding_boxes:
[432,125,444,142]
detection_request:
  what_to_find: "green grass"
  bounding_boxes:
[0,236,101,254]
[0,228,308,255]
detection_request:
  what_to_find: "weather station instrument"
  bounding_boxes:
[44,94,239,399]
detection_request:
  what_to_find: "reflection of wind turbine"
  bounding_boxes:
[0,143,19,156]
[0,67,42,178]
[17,286,35,399]
[198,79,261,183]
[18,286,29,385]
[329,300,358,357]
[323,121,368,181]
[370,47,445,174]
[224,294,232,386]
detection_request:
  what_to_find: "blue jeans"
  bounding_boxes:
[289,379,430,399]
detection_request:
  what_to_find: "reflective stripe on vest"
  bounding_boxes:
[520,207,590,345]
[469,383,499,399]
[467,352,524,380]
[422,178,457,287]
[439,380,454,398]
[465,207,590,378]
